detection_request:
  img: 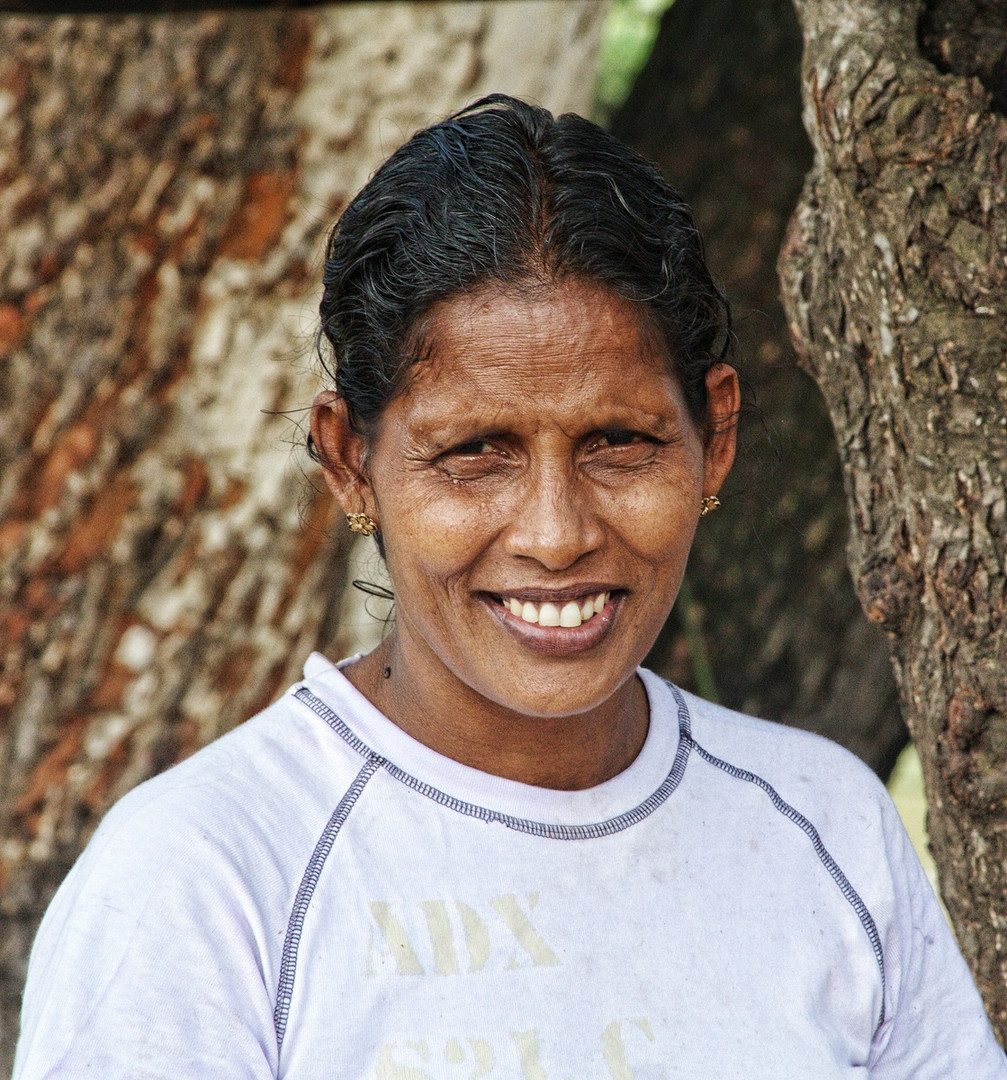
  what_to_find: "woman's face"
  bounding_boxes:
[317,279,738,721]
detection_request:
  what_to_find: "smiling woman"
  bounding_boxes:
[13,96,1006,1079]
[312,280,737,785]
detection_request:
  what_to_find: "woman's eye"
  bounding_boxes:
[452,440,495,455]
[585,430,666,469]
[596,430,647,448]
[435,439,507,481]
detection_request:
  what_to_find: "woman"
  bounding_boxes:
[14,96,1005,1079]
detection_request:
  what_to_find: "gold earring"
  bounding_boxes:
[700,495,721,516]
[347,512,378,536]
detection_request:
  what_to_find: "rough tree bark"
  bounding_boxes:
[0,2,605,1065]
[614,0,906,775]
[779,0,1007,1038]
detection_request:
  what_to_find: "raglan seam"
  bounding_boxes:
[681,724,887,1034]
[273,755,382,1057]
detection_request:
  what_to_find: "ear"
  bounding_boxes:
[701,363,740,497]
[310,391,376,518]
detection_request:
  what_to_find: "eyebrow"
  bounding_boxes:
[406,405,683,446]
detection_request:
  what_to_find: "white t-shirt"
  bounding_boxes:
[13,656,1007,1078]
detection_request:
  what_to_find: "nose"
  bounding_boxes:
[501,459,604,571]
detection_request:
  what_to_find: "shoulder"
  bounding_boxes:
[21,679,373,1061]
[647,678,1007,1072]
[16,685,357,1080]
[641,671,903,886]
[671,681,890,807]
[52,682,369,925]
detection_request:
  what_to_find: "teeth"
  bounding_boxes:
[501,592,610,627]
[560,601,583,627]
[539,603,561,627]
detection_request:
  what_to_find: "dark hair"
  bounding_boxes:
[315,94,732,446]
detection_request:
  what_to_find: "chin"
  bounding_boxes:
[475,662,640,722]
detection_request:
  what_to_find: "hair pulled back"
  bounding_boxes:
[317,94,732,440]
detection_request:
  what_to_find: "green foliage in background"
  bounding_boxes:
[888,743,941,897]
[594,0,676,125]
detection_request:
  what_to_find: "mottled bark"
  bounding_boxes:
[614,0,905,775]
[780,0,1007,1038]
[0,2,605,1065]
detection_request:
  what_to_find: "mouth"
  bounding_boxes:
[495,590,610,628]
[481,588,621,655]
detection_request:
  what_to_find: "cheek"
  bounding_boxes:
[412,490,505,548]
[379,488,502,587]
[630,519,699,590]
[606,471,703,556]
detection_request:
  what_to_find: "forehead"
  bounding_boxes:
[397,280,680,414]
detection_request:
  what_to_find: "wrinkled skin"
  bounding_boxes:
[312,279,738,789]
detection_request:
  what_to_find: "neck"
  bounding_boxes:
[341,633,649,790]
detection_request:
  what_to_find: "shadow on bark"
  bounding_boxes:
[918,0,1007,114]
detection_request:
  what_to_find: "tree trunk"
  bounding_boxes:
[613,0,906,776]
[779,0,1007,1039]
[0,2,605,1066]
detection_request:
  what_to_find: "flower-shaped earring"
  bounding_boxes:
[347,513,378,536]
[700,495,721,516]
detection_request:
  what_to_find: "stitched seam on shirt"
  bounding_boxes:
[273,755,381,1056]
[293,684,692,840]
[687,734,887,1033]
[295,686,374,760]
